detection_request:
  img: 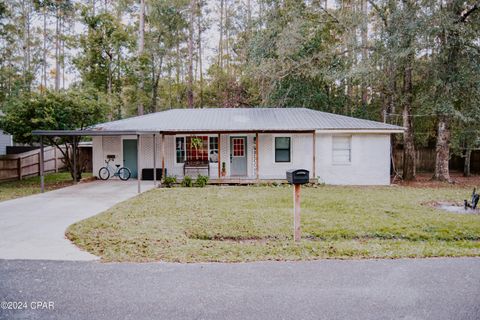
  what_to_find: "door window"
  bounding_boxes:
[232,138,245,157]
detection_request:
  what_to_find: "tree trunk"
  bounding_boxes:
[48,138,82,181]
[54,5,61,91]
[137,0,145,116]
[197,0,203,108]
[175,31,180,85]
[402,62,415,181]
[187,0,195,108]
[61,14,65,90]
[218,0,224,68]
[42,6,47,92]
[22,0,31,90]
[360,0,368,108]
[151,56,162,112]
[464,147,471,177]
[433,116,451,182]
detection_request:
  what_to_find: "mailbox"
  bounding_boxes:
[286,169,309,185]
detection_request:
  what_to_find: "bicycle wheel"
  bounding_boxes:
[98,167,110,180]
[118,167,131,181]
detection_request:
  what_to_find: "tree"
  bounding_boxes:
[73,7,132,118]
[137,0,145,115]
[428,0,480,182]
[0,88,108,180]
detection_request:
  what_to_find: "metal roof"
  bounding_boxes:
[32,130,158,136]
[89,108,403,133]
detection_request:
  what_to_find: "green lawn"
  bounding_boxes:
[66,185,480,262]
[0,172,91,202]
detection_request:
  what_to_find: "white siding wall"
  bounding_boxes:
[92,132,392,185]
[316,133,391,185]
[0,130,13,155]
[257,133,313,179]
[92,135,164,178]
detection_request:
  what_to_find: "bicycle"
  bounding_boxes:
[98,159,131,181]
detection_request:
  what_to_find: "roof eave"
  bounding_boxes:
[32,130,159,136]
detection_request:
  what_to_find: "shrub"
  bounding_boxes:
[163,175,177,188]
[181,175,193,187]
[195,175,209,187]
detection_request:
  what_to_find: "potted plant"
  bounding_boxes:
[221,162,226,177]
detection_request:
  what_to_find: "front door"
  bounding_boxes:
[230,137,247,176]
[123,139,138,178]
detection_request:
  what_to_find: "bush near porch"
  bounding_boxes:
[66,185,480,263]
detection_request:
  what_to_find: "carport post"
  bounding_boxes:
[153,134,157,187]
[40,136,45,193]
[137,134,141,194]
[73,136,77,184]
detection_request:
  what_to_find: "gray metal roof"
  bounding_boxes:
[87,108,403,133]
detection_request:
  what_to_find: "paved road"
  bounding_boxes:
[0,181,154,260]
[1,258,479,320]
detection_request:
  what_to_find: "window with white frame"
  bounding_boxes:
[176,137,185,163]
[332,136,351,164]
[209,137,218,163]
[275,137,291,163]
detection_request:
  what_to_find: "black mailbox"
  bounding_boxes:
[286,169,309,184]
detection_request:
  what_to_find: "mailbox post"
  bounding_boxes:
[286,169,309,242]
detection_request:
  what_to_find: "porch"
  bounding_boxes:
[91,130,318,184]
[32,129,318,192]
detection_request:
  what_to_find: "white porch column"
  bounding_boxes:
[137,134,141,193]
[153,134,157,187]
[161,134,165,182]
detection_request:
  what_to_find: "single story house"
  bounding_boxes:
[0,111,13,155]
[83,108,402,185]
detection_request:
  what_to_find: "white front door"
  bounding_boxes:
[230,137,247,176]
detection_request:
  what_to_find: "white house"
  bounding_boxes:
[80,108,402,185]
[0,111,13,155]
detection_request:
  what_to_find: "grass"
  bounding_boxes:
[0,172,91,202]
[66,185,480,263]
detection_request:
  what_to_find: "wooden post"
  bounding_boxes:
[17,157,22,180]
[38,151,41,175]
[153,134,157,187]
[73,136,77,184]
[293,184,301,242]
[161,134,165,183]
[218,133,221,178]
[40,136,45,193]
[312,131,316,180]
[54,147,58,173]
[256,132,259,181]
[137,134,141,193]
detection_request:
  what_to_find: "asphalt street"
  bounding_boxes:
[1,258,479,320]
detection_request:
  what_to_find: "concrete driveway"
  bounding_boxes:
[0,181,154,261]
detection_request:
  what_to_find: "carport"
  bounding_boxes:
[32,130,163,193]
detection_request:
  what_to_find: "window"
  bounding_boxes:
[332,136,351,164]
[232,138,245,157]
[186,136,208,161]
[177,136,210,163]
[176,137,185,163]
[275,137,291,162]
[209,137,218,163]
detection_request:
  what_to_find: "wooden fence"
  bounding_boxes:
[393,148,480,173]
[0,146,66,181]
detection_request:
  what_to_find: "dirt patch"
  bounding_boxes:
[393,172,480,188]
[427,201,480,214]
